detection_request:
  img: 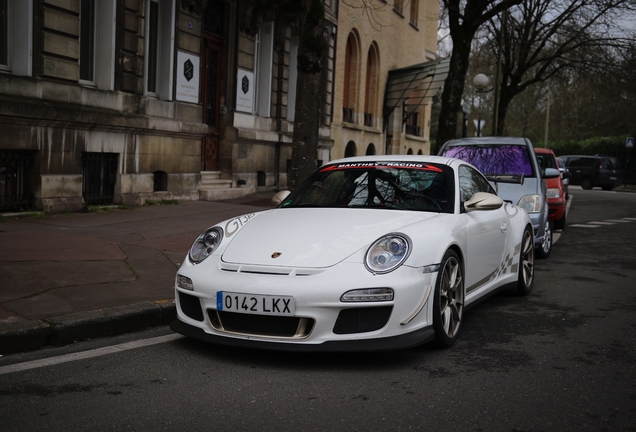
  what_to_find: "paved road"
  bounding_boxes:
[0,187,635,431]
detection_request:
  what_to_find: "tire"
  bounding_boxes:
[514,226,535,296]
[535,220,552,259]
[554,211,566,231]
[581,177,593,190]
[433,250,464,348]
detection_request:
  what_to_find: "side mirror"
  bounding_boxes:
[271,190,291,206]
[544,168,560,179]
[464,192,504,212]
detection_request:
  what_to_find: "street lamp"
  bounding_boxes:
[473,73,490,137]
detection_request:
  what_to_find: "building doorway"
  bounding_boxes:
[202,35,223,171]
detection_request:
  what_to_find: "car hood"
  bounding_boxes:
[221,208,437,268]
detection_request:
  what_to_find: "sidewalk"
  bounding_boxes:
[0,193,277,355]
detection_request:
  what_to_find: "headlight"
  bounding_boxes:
[365,234,411,274]
[546,188,560,199]
[517,194,541,213]
[189,227,224,263]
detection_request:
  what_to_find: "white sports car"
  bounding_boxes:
[171,156,535,351]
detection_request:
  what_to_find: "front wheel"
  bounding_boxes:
[535,220,552,259]
[514,226,535,296]
[433,250,464,348]
[581,177,593,190]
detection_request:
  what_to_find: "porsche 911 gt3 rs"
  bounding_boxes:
[170,155,535,351]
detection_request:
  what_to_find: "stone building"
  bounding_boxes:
[0,0,443,213]
[331,0,447,159]
[0,0,337,212]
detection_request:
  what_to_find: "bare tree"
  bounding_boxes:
[485,0,636,135]
[288,0,330,189]
[435,0,523,151]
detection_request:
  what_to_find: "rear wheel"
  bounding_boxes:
[536,220,552,259]
[433,250,464,348]
[514,226,535,296]
[581,177,593,190]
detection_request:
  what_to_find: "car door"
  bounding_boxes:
[459,165,508,295]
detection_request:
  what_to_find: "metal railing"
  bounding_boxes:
[82,152,118,205]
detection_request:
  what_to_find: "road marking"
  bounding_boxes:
[570,217,635,228]
[0,334,183,376]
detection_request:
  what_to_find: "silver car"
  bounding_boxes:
[438,137,560,259]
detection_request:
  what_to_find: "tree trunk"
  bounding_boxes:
[288,0,327,189]
[434,33,473,153]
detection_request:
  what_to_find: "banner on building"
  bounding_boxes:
[236,69,254,113]
[176,51,200,103]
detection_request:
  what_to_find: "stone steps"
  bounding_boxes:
[198,171,255,201]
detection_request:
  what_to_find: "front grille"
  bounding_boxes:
[179,292,204,322]
[333,306,393,334]
[208,310,315,338]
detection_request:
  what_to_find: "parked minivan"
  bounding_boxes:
[439,137,560,259]
[559,155,621,190]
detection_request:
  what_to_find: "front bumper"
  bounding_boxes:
[171,259,437,351]
[170,318,435,352]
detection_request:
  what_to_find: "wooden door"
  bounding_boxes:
[202,36,223,171]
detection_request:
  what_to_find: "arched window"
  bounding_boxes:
[343,32,360,123]
[407,148,413,155]
[364,44,379,127]
[345,141,357,158]
[366,143,376,155]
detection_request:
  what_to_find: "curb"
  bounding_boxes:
[0,300,176,355]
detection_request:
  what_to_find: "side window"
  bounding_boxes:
[1,0,32,76]
[459,165,495,202]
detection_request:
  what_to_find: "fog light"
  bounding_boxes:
[177,274,194,291]
[341,288,394,302]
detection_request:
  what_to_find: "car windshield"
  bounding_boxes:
[280,161,455,213]
[442,144,535,177]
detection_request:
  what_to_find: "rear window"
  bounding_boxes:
[536,153,556,170]
[604,158,619,170]
[442,144,535,177]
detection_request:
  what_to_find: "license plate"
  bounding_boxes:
[217,291,295,316]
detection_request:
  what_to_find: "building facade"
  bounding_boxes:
[1,0,441,213]
[332,0,446,160]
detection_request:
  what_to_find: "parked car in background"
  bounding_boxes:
[439,137,560,259]
[171,155,535,351]
[559,155,621,190]
[557,157,570,197]
[535,148,567,230]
